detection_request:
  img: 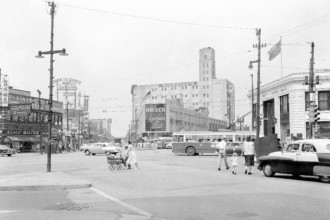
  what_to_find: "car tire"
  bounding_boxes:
[85,150,91,156]
[109,165,115,170]
[263,164,275,177]
[319,176,330,183]
[92,153,96,156]
[7,154,12,157]
[292,173,300,179]
[186,146,196,156]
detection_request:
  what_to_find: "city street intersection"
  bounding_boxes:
[0,150,329,220]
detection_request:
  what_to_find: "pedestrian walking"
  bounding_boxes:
[126,141,138,169]
[216,138,230,171]
[231,152,239,174]
[152,141,158,151]
[241,140,256,175]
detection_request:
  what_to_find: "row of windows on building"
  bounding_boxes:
[202,77,210,81]
[151,85,199,92]
[279,91,330,113]
[252,91,330,121]
[151,94,200,99]
[202,62,209,68]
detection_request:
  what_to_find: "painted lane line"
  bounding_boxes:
[90,187,152,218]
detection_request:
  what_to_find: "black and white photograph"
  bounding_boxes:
[0,0,330,219]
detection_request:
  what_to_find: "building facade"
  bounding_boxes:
[131,47,235,138]
[0,87,63,152]
[248,70,330,141]
[88,119,112,142]
[132,99,227,139]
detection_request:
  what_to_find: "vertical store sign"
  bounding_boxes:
[83,96,89,133]
[145,104,166,131]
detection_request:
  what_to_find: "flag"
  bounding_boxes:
[268,40,281,61]
[142,91,151,101]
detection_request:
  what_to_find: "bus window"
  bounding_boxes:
[191,135,198,142]
[226,135,233,142]
[174,135,184,142]
[235,135,241,142]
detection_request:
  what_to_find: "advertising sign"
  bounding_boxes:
[145,104,166,131]
[10,104,31,116]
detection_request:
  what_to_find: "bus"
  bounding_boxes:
[172,131,256,156]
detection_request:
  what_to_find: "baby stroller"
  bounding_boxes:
[107,154,126,170]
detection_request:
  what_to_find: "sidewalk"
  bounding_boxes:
[0,171,92,191]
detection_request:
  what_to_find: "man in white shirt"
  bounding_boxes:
[216,138,230,171]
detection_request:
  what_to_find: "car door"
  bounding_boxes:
[91,144,102,154]
[278,143,300,173]
[296,143,318,175]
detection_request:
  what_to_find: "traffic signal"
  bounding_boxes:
[313,106,320,123]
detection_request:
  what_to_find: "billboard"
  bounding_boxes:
[145,104,166,131]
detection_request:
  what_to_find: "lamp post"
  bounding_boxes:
[35,1,68,172]
[249,28,266,140]
[37,90,43,154]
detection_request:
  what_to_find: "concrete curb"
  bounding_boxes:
[0,183,92,191]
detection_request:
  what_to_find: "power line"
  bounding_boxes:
[55,2,255,30]
[265,12,330,42]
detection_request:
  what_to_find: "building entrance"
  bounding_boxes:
[263,99,275,136]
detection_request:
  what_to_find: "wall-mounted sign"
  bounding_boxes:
[145,104,166,131]
[158,81,197,88]
[54,78,81,84]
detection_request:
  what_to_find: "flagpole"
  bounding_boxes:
[281,36,283,77]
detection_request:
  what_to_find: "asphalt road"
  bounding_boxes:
[0,149,329,220]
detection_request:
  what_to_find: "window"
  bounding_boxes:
[286,144,299,152]
[280,94,289,113]
[305,92,310,111]
[318,91,330,110]
[302,144,316,152]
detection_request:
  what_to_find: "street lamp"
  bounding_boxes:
[35,1,68,172]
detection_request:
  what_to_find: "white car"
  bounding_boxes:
[83,143,120,156]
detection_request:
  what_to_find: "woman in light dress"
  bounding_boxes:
[126,141,138,169]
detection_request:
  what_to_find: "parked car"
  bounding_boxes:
[80,144,89,152]
[0,145,17,157]
[258,139,330,183]
[83,143,120,156]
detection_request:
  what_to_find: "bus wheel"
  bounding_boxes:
[186,147,196,156]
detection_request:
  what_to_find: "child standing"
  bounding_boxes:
[231,152,238,174]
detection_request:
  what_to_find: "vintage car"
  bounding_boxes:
[0,145,17,157]
[258,139,330,183]
[83,143,120,156]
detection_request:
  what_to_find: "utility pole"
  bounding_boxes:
[251,73,254,131]
[249,28,266,140]
[35,1,68,172]
[37,90,42,154]
[309,42,315,138]
[67,101,69,132]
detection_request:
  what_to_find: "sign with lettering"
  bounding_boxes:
[158,81,197,88]
[145,104,166,131]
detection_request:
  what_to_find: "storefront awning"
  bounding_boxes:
[2,135,49,143]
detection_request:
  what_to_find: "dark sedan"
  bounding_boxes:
[258,139,330,183]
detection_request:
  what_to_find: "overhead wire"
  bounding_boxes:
[54,1,256,30]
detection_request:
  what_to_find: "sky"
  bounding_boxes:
[1,0,330,137]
